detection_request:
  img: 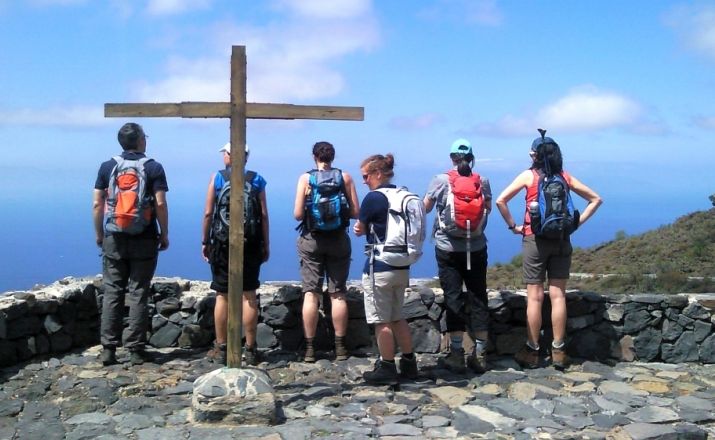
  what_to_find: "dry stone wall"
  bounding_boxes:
[0,277,714,368]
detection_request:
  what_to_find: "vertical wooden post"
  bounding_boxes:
[227,46,247,368]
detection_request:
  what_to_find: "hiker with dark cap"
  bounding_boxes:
[202,143,270,366]
[423,138,491,374]
[93,122,169,366]
[496,130,602,369]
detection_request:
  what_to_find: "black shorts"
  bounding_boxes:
[209,241,263,293]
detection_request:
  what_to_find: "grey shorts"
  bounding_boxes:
[522,234,572,284]
[297,230,351,293]
[361,270,409,324]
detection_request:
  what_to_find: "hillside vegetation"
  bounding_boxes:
[488,209,715,293]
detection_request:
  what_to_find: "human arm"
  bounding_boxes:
[293,173,309,220]
[423,196,435,214]
[154,190,169,250]
[568,175,602,227]
[92,189,106,247]
[495,170,531,235]
[343,171,360,219]
[259,189,270,262]
[201,175,216,261]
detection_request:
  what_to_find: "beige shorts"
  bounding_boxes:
[361,270,409,324]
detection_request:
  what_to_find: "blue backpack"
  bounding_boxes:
[303,168,350,232]
[530,169,580,240]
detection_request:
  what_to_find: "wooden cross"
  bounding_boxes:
[105,45,363,368]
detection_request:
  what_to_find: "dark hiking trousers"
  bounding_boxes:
[435,246,489,337]
[100,234,158,351]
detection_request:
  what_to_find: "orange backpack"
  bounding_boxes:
[104,156,154,234]
[438,169,485,238]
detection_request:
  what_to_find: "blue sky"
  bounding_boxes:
[1,0,714,291]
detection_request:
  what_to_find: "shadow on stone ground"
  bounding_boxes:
[0,346,714,439]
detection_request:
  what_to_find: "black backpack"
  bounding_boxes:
[211,168,262,244]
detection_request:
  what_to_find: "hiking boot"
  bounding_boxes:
[467,351,487,374]
[129,349,153,366]
[304,339,316,363]
[439,348,467,373]
[363,359,399,386]
[551,346,571,370]
[399,356,418,380]
[244,345,259,366]
[207,342,227,365]
[100,347,117,366]
[335,336,348,361]
[515,344,540,369]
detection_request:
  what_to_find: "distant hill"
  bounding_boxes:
[488,209,715,293]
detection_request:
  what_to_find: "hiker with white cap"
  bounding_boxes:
[201,142,270,366]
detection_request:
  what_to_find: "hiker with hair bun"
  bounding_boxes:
[495,130,602,370]
[202,143,270,366]
[294,141,360,362]
[423,139,492,374]
[354,153,420,385]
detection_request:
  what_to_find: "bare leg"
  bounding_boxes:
[525,283,545,346]
[302,291,320,338]
[392,319,413,354]
[548,279,568,344]
[330,292,348,337]
[375,323,395,361]
[214,293,228,344]
[243,290,259,347]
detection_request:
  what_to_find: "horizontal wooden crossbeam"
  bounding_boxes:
[105,102,364,121]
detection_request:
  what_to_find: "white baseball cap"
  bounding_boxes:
[219,143,249,154]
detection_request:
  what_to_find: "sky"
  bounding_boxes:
[1,0,715,292]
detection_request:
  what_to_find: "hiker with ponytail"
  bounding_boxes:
[423,138,492,374]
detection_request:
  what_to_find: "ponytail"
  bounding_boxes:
[450,152,474,176]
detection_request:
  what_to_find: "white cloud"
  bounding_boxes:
[472,86,654,137]
[146,0,212,16]
[271,0,370,20]
[0,105,107,127]
[135,2,379,103]
[665,4,715,61]
[419,0,503,27]
[389,112,444,130]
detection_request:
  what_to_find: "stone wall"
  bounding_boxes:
[0,277,714,367]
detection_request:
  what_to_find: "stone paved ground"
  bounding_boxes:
[0,346,713,439]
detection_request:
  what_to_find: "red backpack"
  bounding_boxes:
[438,169,485,238]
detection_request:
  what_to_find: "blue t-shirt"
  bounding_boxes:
[213,167,267,196]
[359,184,408,274]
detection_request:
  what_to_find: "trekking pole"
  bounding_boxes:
[466,219,472,271]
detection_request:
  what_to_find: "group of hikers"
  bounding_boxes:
[92,122,602,386]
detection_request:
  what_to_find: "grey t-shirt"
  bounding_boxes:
[424,172,491,252]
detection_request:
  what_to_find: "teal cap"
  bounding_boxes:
[450,138,472,155]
